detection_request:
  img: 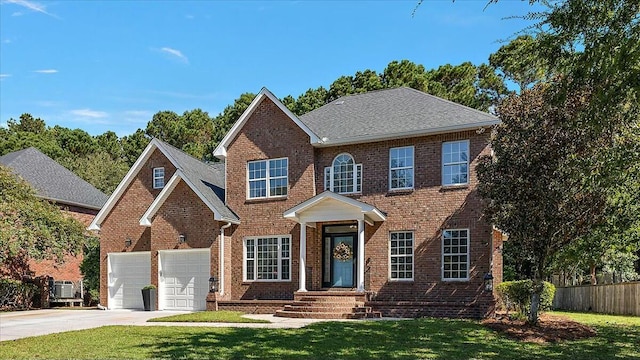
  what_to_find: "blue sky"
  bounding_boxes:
[0,0,542,137]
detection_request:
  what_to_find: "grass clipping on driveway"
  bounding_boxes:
[147,310,269,323]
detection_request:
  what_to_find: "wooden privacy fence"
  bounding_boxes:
[553,282,640,316]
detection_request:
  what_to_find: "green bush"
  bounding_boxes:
[142,284,156,290]
[496,280,555,315]
[0,279,38,310]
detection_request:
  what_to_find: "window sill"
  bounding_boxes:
[245,196,288,204]
[386,188,414,196]
[441,278,470,283]
[440,184,469,192]
[242,280,292,284]
[388,279,414,283]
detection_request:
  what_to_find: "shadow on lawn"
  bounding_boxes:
[143,319,640,360]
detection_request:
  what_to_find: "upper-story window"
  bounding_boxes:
[153,167,165,189]
[442,140,469,186]
[247,158,288,199]
[389,146,414,190]
[324,153,362,194]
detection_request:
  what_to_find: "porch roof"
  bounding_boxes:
[283,191,386,226]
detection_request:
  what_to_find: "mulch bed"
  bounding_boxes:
[482,313,597,343]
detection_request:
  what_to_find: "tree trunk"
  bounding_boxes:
[590,263,597,285]
[528,279,544,325]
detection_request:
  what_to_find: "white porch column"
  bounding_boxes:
[298,222,307,292]
[357,219,365,292]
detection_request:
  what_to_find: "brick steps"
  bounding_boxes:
[275,291,380,319]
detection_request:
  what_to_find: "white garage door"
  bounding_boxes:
[159,249,210,311]
[108,252,151,310]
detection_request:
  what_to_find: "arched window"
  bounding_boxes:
[324,153,362,194]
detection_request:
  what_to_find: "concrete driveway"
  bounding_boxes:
[0,309,346,342]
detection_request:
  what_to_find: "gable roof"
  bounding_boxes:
[284,190,386,226]
[0,147,108,210]
[88,138,238,231]
[299,87,499,146]
[213,87,320,160]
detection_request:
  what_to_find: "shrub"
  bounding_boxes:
[0,279,38,311]
[496,280,555,315]
[142,284,156,290]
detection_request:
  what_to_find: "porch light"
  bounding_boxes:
[483,272,494,292]
[125,238,132,247]
[209,277,219,293]
[178,234,186,244]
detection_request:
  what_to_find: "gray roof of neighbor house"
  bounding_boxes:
[154,140,239,222]
[298,87,499,145]
[0,147,108,210]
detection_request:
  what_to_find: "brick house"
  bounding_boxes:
[0,147,107,301]
[90,87,504,318]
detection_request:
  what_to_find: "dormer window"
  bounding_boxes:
[324,153,362,194]
[153,167,165,189]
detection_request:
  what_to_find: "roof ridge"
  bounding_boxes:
[404,86,497,117]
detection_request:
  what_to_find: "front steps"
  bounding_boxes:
[274,291,381,319]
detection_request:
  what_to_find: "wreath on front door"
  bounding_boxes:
[333,242,353,262]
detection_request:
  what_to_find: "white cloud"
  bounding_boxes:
[159,47,189,63]
[69,109,108,118]
[3,0,59,18]
[11,11,23,16]
[0,74,11,78]
[34,69,58,74]
[185,14,194,19]
[2,39,11,44]
[122,110,153,124]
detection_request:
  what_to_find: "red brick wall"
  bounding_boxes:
[313,131,494,305]
[99,148,176,306]
[150,180,220,292]
[225,96,316,300]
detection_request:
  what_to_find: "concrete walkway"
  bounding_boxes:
[0,309,356,342]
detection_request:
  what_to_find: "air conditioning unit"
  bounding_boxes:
[54,280,74,298]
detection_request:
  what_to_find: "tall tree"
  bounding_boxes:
[477,84,609,324]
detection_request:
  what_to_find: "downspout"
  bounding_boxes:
[219,222,232,296]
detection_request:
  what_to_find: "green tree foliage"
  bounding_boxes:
[0,165,88,278]
[80,236,100,295]
[121,129,150,167]
[145,109,215,160]
[489,34,549,92]
[211,92,256,147]
[59,152,129,194]
[477,85,610,323]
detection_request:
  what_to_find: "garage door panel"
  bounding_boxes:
[159,249,210,311]
[108,252,151,310]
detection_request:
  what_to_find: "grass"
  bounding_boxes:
[147,310,269,323]
[0,312,638,359]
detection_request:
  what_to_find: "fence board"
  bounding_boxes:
[553,282,640,316]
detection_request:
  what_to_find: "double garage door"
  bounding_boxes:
[108,249,210,311]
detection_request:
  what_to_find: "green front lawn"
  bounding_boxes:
[148,310,269,323]
[0,312,638,359]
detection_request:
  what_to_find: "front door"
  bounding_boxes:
[323,225,357,288]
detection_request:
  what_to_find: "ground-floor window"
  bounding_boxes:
[442,229,469,280]
[244,236,291,281]
[389,231,414,280]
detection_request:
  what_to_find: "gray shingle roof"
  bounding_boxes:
[0,147,108,210]
[154,140,239,222]
[298,87,499,144]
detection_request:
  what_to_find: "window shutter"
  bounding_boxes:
[324,167,331,191]
[356,164,362,193]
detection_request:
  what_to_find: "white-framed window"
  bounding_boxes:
[389,231,414,280]
[442,229,469,281]
[153,167,165,189]
[324,153,362,194]
[247,158,288,199]
[389,146,414,190]
[442,140,469,186]
[244,236,291,281]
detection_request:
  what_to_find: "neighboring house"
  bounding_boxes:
[90,87,504,318]
[0,147,108,290]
